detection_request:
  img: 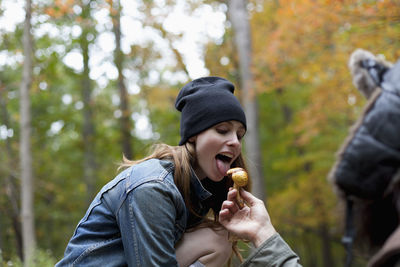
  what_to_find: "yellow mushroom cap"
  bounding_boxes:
[227,168,248,187]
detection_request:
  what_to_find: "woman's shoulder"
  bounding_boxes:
[100,159,181,213]
[128,158,174,176]
[123,159,185,211]
[124,158,175,189]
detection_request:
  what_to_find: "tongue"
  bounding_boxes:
[216,158,230,177]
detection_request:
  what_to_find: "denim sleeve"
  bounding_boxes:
[241,233,302,267]
[117,180,184,267]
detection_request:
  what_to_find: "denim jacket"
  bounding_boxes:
[56,159,212,267]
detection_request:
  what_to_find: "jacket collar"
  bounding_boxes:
[190,168,212,201]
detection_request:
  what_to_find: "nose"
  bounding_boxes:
[227,133,241,147]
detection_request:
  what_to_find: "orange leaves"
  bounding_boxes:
[106,0,120,17]
[252,0,400,148]
[253,0,343,96]
[44,0,75,18]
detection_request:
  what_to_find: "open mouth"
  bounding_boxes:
[216,153,233,164]
[215,152,235,177]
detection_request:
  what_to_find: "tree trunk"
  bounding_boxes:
[0,87,23,260]
[19,0,36,263]
[320,222,334,267]
[227,0,265,201]
[111,0,133,159]
[80,2,97,204]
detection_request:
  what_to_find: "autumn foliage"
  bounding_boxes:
[243,0,400,265]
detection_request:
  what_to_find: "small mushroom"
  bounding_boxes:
[227,167,248,208]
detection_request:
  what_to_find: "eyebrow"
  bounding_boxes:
[218,121,244,128]
[225,121,246,133]
[234,122,246,131]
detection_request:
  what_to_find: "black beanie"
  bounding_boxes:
[175,76,247,146]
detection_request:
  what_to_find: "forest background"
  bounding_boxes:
[1,0,399,266]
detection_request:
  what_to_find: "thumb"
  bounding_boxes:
[240,189,258,206]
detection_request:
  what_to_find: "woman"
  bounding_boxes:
[56,76,251,266]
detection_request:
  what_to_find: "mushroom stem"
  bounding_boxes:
[234,183,245,208]
[227,167,248,209]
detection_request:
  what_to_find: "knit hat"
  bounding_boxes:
[175,77,247,146]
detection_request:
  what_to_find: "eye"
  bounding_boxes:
[216,127,229,135]
[237,129,245,141]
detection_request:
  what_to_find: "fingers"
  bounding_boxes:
[218,209,230,223]
[227,188,238,202]
[227,188,258,210]
[221,199,239,215]
[219,196,241,224]
[238,189,259,206]
[227,189,245,210]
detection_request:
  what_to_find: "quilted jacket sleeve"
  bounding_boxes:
[240,234,301,267]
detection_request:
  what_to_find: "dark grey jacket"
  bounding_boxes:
[241,234,301,267]
[330,59,400,199]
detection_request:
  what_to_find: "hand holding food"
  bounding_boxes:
[227,167,248,208]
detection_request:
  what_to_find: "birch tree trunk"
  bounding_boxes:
[227,0,265,200]
[19,0,36,263]
[0,87,23,260]
[80,1,97,204]
[320,222,334,267]
[111,0,133,159]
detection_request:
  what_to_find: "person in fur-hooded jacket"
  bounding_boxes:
[328,48,400,267]
[216,49,400,267]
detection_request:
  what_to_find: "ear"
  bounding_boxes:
[188,136,196,143]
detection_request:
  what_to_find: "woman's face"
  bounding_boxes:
[190,120,245,182]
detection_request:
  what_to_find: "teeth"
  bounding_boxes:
[217,152,233,163]
[220,152,232,158]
